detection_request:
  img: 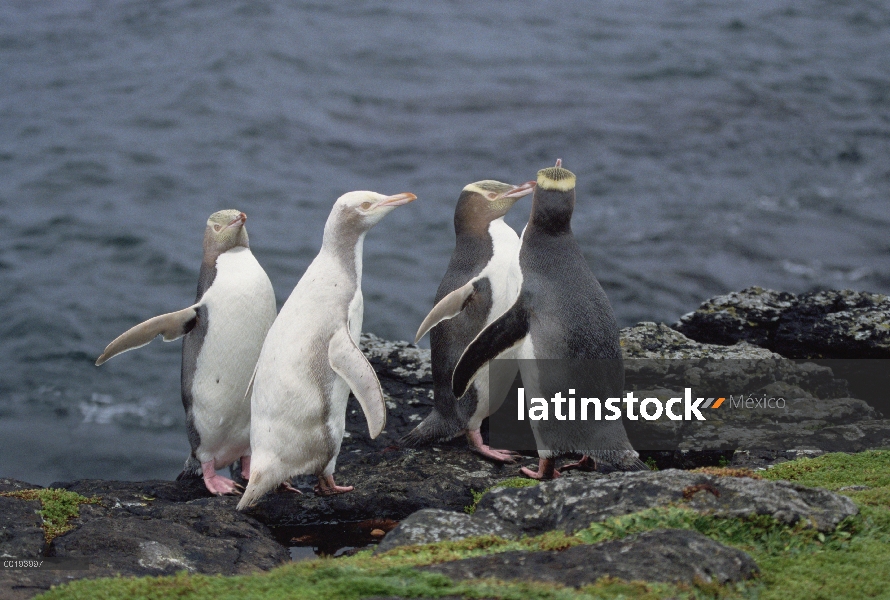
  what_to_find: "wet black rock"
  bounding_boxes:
[240,447,521,528]
[0,478,288,599]
[49,478,288,574]
[423,529,758,587]
[674,287,890,359]
[0,481,44,560]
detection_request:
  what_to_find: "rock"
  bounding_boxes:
[375,509,518,554]
[674,287,890,359]
[377,468,857,552]
[621,322,777,359]
[615,321,890,461]
[0,479,43,494]
[241,447,522,527]
[0,477,290,599]
[474,469,856,535]
[51,498,286,575]
[0,496,44,559]
[49,479,288,574]
[423,529,758,587]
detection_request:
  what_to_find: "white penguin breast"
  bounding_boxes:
[190,247,276,447]
[480,218,522,321]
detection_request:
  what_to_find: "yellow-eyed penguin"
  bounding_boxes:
[96,210,277,495]
[237,190,417,509]
[452,162,645,479]
[403,180,536,462]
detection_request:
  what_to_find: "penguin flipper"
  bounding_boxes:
[414,277,483,343]
[452,298,530,398]
[95,305,199,366]
[328,327,387,439]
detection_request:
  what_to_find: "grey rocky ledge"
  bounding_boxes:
[377,468,858,552]
[422,529,759,587]
[673,287,890,358]
[2,288,887,597]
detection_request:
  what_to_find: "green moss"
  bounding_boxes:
[576,505,858,556]
[0,488,100,541]
[465,476,539,514]
[761,449,890,506]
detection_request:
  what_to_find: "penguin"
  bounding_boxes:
[403,179,536,462]
[237,190,416,509]
[451,161,645,479]
[96,209,277,495]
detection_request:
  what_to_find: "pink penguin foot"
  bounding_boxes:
[466,430,521,463]
[239,456,251,481]
[201,461,243,496]
[520,458,560,480]
[314,475,354,496]
[560,455,597,472]
[277,481,303,494]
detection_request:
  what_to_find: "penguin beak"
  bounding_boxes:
[501,181,537,200]
[224,212,247,230]
[376,192,417,208]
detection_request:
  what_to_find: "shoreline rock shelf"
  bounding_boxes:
[1,287,888,598]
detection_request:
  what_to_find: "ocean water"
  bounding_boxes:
[1,1,888,485]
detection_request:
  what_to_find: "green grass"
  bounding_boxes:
[464,476,540,514]
[750,450,890,599]
[1,488,100,541]
[33,450,890,600]
[762,449,890,507]
[34,565,720,600]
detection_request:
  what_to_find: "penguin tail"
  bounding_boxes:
[176,455,203,481]
[624,457,651,471]
[587,450,650,472]
[400,410,464,447]
[237,461,290,511]
[237,472,268,511]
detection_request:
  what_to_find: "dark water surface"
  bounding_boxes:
[1,1,888,484]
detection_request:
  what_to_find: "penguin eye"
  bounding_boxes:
[213,224,222,232]
[360,202,372,210]
[487,193,497,199]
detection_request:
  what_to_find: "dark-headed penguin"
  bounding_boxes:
[451,161,645,479]
[237,190,416,509]
[404,180,536,461]
[96,210,277,495]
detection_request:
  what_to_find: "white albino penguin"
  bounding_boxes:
[237,190,416,509]
[96,209,277,495]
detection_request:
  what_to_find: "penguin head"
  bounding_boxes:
[454,180,536,235]
[531,161,577,232]
[329,190,417,234]
[204,209,249,255]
